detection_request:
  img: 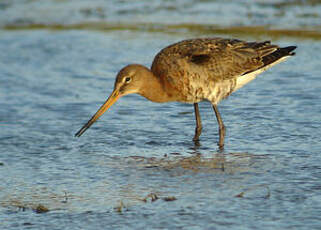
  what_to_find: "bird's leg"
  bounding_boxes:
[212,104,225,150]
[193,103,202,142]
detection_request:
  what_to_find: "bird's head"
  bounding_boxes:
[113,64,150,96]
[75,64,150,137]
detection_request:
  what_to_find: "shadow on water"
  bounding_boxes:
[121,150,271,174]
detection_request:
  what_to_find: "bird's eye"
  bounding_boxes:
[125,77,131,83]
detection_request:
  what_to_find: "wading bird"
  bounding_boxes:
[75,38,296,149]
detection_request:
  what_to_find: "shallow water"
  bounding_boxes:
[1,1,321,230]
[1,0,321,29]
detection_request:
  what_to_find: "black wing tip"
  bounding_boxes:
[282,46,297,56]
[257,45,297,69]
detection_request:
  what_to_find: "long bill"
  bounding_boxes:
[75,90,121,137]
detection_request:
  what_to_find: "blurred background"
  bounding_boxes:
[1,0,321,37]
[0,1,321,229]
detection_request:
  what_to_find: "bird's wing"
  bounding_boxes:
[151,38,280,82]
[186,38,281,80]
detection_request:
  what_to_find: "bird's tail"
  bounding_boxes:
[261,46,296,67]
[234,45,296,92]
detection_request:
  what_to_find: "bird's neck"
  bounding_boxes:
[139,70,172,103]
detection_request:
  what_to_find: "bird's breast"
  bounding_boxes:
[162,71,237,105]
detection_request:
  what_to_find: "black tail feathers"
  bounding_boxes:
[262,46,297,67]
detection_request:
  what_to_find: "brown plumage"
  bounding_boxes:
[75,37,296,149]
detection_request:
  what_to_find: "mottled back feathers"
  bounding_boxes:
[150,38,296,104]
[153,38,294,77]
